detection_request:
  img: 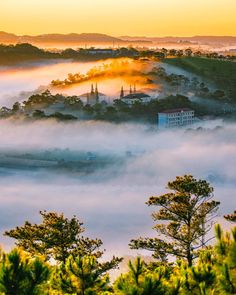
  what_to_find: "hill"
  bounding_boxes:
[3,32,236,46]
[0,31,18,43]
[120,35,236,44]
[0,31,123,45]
[163,56,236,99]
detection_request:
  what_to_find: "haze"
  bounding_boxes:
[0,119,236,258]
[0,59,156,107]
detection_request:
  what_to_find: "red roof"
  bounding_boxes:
[159,108,193,114]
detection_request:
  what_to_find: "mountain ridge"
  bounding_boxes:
[0,32,123,44]
[1,31,236,45]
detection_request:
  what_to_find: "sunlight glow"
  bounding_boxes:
[1,0,236,36]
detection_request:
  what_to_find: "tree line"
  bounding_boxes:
[1,91,207,124]
[0,43,235,66]
[0,44,138,65]
[0,175,235,294]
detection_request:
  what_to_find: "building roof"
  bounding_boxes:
[79,92,105,98]
[122,93,150,99]
[87,48,113,52]
[159,108,193,114]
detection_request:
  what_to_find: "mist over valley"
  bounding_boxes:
[0,43,236,262]
[0,118,235,258]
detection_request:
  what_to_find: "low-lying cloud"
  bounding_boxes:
[0,119,235,257]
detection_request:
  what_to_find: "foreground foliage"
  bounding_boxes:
[130,175,220,266]
[0,249,50,295]
[1,225,236,294]
[5,211,105,263]
[1,175,236,294]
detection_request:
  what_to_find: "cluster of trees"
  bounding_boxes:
[139,47,236,61]
[152,66,228,103]
[2,90,206,123]
[1,43,235,66]
[0,91,78,121]
[2,211,122,294]
[51,60,142,87]
[49,93,204,122]
[164,57,236,102]
[2,91,80,120]
[7,69,229,123]
[0,43,139,65]
[0,44,57,64]
[1,175,236,294]
[1,65,234,122]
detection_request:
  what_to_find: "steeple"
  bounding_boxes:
[134,84,136,93]
[120,86,124,98]
[91,84,94,94]
[95,83,99,102]
[130,85,133,95]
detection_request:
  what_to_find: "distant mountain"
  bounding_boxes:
[1,31,236,46]
[0,31,18,43]
[0,32,123,45]
[120,35,236,44]
[23,33,123,44]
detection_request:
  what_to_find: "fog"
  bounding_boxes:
[0,119,235,258]
[0,59,124,107]
[0,58,157,107]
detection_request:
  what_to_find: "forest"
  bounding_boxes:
[0,44,138,64]
[164,57,236,101]
[0,175,235,295]
[1,91,208,124]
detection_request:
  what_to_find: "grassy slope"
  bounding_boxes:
[164,57,236,96]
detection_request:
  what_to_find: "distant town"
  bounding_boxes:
[1,44,236,128]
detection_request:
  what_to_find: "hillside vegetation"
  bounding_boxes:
[164,57,236,99]
[1,176,236,294]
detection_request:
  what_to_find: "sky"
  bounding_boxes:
[1,0,236,37]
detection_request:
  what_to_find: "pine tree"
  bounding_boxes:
[130,175,220,266]
[53,254,121,295]
[224,210,236,222]
[114,257,168,295]
[5,211,103,263]
[214,225,236,294]
[0,248,50,295]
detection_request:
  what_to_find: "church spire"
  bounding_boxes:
[95,83,99,102]
[91,84,94,94]
[120,86,124,98]
[134,84,136,93]
[130,85,133,95]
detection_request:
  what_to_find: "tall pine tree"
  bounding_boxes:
[130,175,220,266]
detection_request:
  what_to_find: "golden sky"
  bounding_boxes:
[1,0,236,36]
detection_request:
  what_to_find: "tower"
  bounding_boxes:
[134,84,136,93]
[95,83,99,103]
[120,86,124,98]
[91,84,94,94]
[130,85,133,95]
[87,84,99,104]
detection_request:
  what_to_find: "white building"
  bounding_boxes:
[86,49,115,55]
[158,108,195,129]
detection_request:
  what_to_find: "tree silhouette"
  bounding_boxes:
[130,175,220,266]
[5,211,104,263]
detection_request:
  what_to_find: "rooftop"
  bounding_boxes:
[159,108,193,114]
[87,49,114,52]
[123,93,150,99]
[79,92,105,98]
